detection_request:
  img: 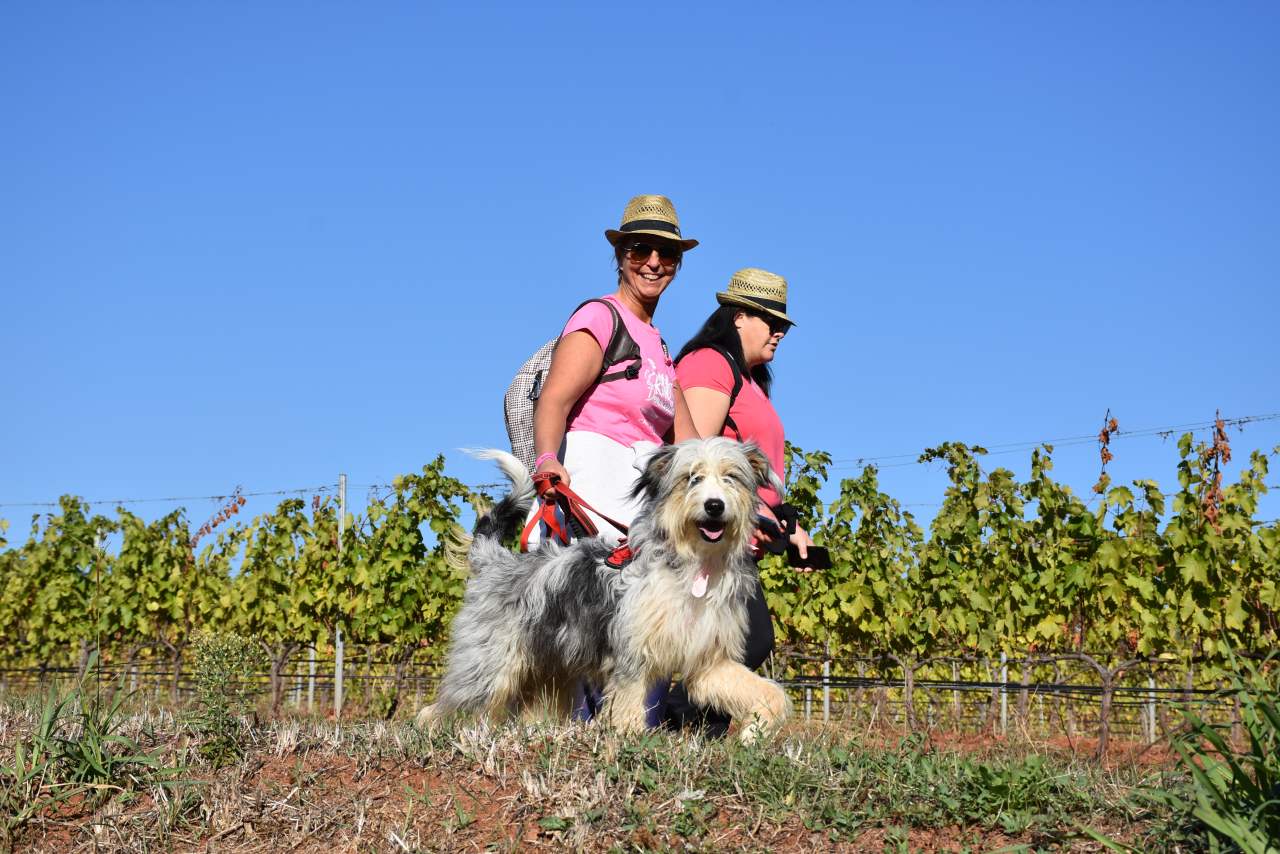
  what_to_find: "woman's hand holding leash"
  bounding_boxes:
[535,455,569,500]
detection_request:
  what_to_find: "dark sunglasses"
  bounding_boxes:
[749,310,791,335]
[623,241,682,265]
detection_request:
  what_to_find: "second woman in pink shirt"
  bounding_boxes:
[666,267,815,737]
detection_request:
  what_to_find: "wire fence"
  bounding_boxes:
[3,410,1276,509]
[1,644,1260,756]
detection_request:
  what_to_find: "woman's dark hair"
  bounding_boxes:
[675,305,772,397]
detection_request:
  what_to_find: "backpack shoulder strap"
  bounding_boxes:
[704,344,745,438]
[567,298,642,385]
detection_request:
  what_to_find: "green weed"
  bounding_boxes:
[1156,653,1279,853]
[185,631,268,767]
[0,657,183,851]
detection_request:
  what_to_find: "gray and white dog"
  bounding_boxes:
[416,437,791,743]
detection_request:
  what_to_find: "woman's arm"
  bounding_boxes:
[533,330,604,488]
[682,386,731,439]
[671,382,700,442]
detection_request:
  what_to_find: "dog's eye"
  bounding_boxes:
[690,474,704,486]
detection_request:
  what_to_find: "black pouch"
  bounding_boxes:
[786,544,831,570]
[754,515,789,555]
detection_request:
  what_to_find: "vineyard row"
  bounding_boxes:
[1,430,1277,707]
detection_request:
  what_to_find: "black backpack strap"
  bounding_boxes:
[704,344,744,438]
[567,298,642,384]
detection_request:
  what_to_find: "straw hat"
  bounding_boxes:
[604,194,699,250]
[716,268,796,326]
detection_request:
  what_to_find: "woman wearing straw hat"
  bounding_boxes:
[528,194,699,545]
[661,267,816,737]
[527,194,699,723]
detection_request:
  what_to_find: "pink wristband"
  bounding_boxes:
[534,452,557,470]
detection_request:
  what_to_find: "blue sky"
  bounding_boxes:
[3,2,1278,532]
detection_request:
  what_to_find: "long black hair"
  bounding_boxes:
[675,305,772,397]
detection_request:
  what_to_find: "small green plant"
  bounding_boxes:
[1085,652,1280,854]
[1,658,180,849]
[186,631,268,767]
[1161,653,1279,853]
[57,684,172,791]
[0,689,78,849]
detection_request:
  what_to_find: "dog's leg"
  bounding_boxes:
[686,661,790,744]
[483,657,532,720]
[415,637,530,727]
[603,675,658,735]
[414,702,439,728]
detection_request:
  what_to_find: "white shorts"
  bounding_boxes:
[523,431,659,547]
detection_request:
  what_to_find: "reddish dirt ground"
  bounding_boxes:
[11,742,1155,853]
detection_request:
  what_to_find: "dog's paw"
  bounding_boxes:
[413,703,440,729]
[737,707,786,744]
[764,680,791,722]
[737,715,772,745]
[607,705,649,736]
[737,684,790,744]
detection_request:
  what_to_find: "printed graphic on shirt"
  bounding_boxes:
[644,357,675,418]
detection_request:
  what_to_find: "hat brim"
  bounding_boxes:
[716,292,796,326]
[605,228,699,251]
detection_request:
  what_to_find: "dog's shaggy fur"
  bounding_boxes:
[416,437,791,743]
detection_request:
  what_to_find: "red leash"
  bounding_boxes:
[520,471,631,553]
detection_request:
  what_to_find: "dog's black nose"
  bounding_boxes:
[703,498,724,517]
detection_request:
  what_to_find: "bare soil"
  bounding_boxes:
[6,718,1177,853]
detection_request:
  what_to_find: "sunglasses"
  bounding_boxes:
[623,241,682,265]
[749,310,791,335]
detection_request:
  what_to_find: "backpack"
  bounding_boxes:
[504,298,651,473]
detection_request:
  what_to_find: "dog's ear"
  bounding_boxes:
[742,442,782,492]
[632,443,678,501]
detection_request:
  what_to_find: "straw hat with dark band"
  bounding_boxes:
[716,267,796,326]
[604,194,699,251]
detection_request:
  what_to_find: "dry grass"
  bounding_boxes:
[0,694,1204,853]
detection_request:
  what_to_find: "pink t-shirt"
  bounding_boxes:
[562,295,677,447]
[677,347,785,507]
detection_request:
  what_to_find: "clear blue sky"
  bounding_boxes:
[3,3,1278,531]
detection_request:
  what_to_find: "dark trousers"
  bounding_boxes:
[661,578,775,738]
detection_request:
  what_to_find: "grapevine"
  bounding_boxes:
[0,427,1276,698]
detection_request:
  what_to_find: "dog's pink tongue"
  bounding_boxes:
[699,525,723,541]
[691,565,711,598]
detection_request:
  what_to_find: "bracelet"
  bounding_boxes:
[534,452,557,470]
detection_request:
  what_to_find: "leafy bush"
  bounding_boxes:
[187,632,268,766]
